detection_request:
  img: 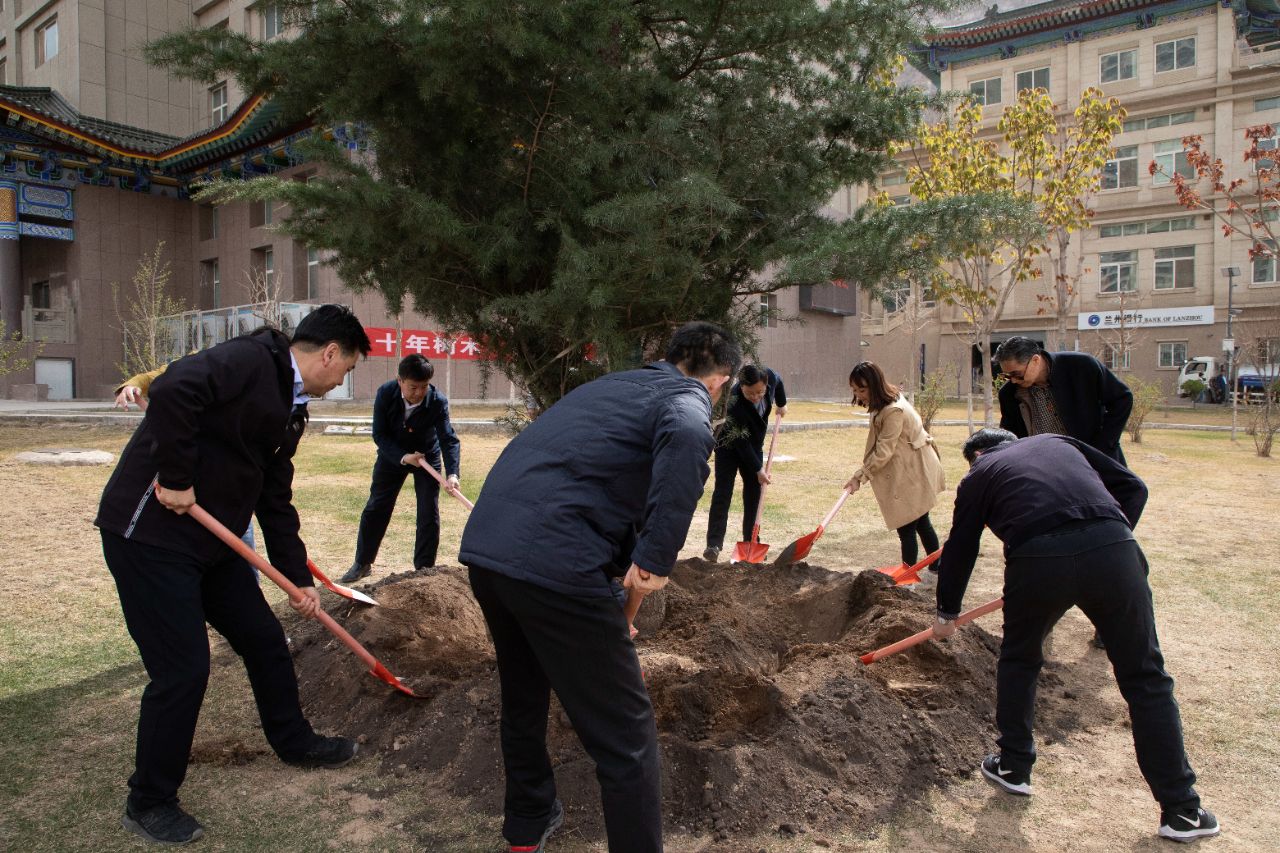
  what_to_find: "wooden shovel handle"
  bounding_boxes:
[859,597,1004,665]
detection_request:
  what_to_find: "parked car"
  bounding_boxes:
[1177,356,1280,397]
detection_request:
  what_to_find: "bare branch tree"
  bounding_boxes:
[112,242,186,379]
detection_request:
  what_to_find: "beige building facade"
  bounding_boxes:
[0,2,863,402]
[860,0,1280,398]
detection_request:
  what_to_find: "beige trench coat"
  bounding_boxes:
[851,397,946,530]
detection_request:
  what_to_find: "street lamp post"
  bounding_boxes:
[1221,265,1240,442]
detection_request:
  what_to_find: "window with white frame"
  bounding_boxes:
[1102,344,1131,371]
[1154,245,1195,290]
[203,260,221,308]
[1155,37,1195,72]
[1258,96,1280,112]
[1016,66,1049,93]
[969,77,1001,106]
[1122,110,1196,133]
[1100,251,1137,293]
[1101,145,1138,189]
[32,281,52,309]
[1152,140,1194,185]
[1158,341,1187,369]
[1254,136,1276,174]
[1254,241,1278,284]
[758,293,778,328]
[35,16,58,65]
[210,82,229,124]
[262,4,284,39]
[264,247,275,284]
[306,248,320,299]
[1100,49,1136,83]
[1099,216,1196,238]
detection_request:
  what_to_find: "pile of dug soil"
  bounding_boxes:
[285,560,1113,842]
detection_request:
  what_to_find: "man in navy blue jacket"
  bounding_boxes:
[342,354,461,581]
[932,429,1217,843]
[95,306,370,845]
[459,321,740,853]
[704,364,787,561]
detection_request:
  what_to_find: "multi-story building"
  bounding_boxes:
[0,2,862,401]
[861,0,1280,395]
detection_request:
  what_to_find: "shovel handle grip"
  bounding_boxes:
[417,459,474,510]
[187,503,380,672]
[859,596,1004,665]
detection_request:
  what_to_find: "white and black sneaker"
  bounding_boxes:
[980,754,1032,796]
[1159,806,1220,842]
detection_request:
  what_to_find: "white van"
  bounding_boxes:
[1177,356,1279,396]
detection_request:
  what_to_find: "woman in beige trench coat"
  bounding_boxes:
[844,361,946,580]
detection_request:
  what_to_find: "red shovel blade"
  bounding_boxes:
[369,660,418,697]
[774,528,819,567]
[732,540,770,563]
[308,559,379,606]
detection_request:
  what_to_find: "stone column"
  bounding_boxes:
[0,180,21,334]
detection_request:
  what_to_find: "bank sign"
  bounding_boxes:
[1078,306,1214,331]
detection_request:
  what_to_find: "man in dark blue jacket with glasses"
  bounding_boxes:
[459,321,740,853]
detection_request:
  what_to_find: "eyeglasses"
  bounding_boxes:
[1000,370,1026,381]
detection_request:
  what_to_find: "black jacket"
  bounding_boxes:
[997,350,1132,463]
[716,368,787,470]
[459,361,715,598]
[94,328,313,587]
[935,434,1148,617]
[370,379,461,476]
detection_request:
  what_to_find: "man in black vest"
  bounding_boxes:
[341,354,461,581]
[703,364,787,561]
[95,305,371,845]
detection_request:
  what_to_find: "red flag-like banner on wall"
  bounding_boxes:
[365,327,399,358]
[362,328,488,360]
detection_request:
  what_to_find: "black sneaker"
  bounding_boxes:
[122,801,205,845]
[1091,630,1106,650]
[281,735,358,769]
[1159,807,1220,842]
[980,754,1032,796]
[508,799,564,853]
[338,562,371,584]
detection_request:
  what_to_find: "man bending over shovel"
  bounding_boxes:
[95,305,371,845]
[459,321,740,853]
[932,428,1218,844]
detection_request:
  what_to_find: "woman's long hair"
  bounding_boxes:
[849,361,901,413]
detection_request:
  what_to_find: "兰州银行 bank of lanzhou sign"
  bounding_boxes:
[1078,306,1214,331]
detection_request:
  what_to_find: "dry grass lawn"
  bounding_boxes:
[0,413,1275,852]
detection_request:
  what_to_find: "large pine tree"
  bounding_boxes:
[151,0,1021,406]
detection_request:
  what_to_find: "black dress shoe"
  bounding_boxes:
[281,735,359,769]
[338,562,371,584]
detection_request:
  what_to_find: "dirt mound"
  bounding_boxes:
[285,560,1112,843]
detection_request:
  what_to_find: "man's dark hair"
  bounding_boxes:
[739,364,767,386]
[398,354,435,382]
[994,336,1044,365]
[665,321,741,379]
[292,304,371,356]
[962,427,1018,463]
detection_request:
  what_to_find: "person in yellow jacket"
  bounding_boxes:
[844,361,946,583]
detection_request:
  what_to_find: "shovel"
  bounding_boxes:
[877,549,942,586]
[772,487,853,568]
[187,502,421,698]
[859,596,1004,665]
[416,458,474,511]
[308,559,379,606]
[732,412,784,563]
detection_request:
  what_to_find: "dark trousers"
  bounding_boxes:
[895,512,939,566]
[706,449,761,549]
[467,567,662,853]
[996,519,1199,811]
[354,456,441,569]
[102,531,314,811]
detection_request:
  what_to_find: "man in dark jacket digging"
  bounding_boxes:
[932,429,1218,844]
[95,305,371,846]
[341,353,461,581]
[459,321,740,853]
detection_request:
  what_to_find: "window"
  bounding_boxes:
[261,4,283,39]
[969,77,1001,106]
[198,205,220,240]
[1254,241,1278,284]
[203,260,221,308]
[1152,140,1194,185]
[1100,49,1136,83]
[1102,344,1131,371]
[1258,96,1280,112]
[1254,136,1277,174]
[1100,251,1137,293]
[306,248,320,299]
[35,16,58,65]
[1154,246,1195,290]
[250,200,274,228]
[1122,110,1196,133]
[1155,37,1195,73]
[1016,66,1050,93]
[1101,145,1138,189]
[210,82,229,124]
[0,57,7,85]
[1099,216,1196,238]
[880,173,907,186]
[1158,341,1187,369]
[264,247,275,283]
[31,281,51,309]
[758,293,778,328]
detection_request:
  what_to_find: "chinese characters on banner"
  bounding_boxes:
[362,327,486,360]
